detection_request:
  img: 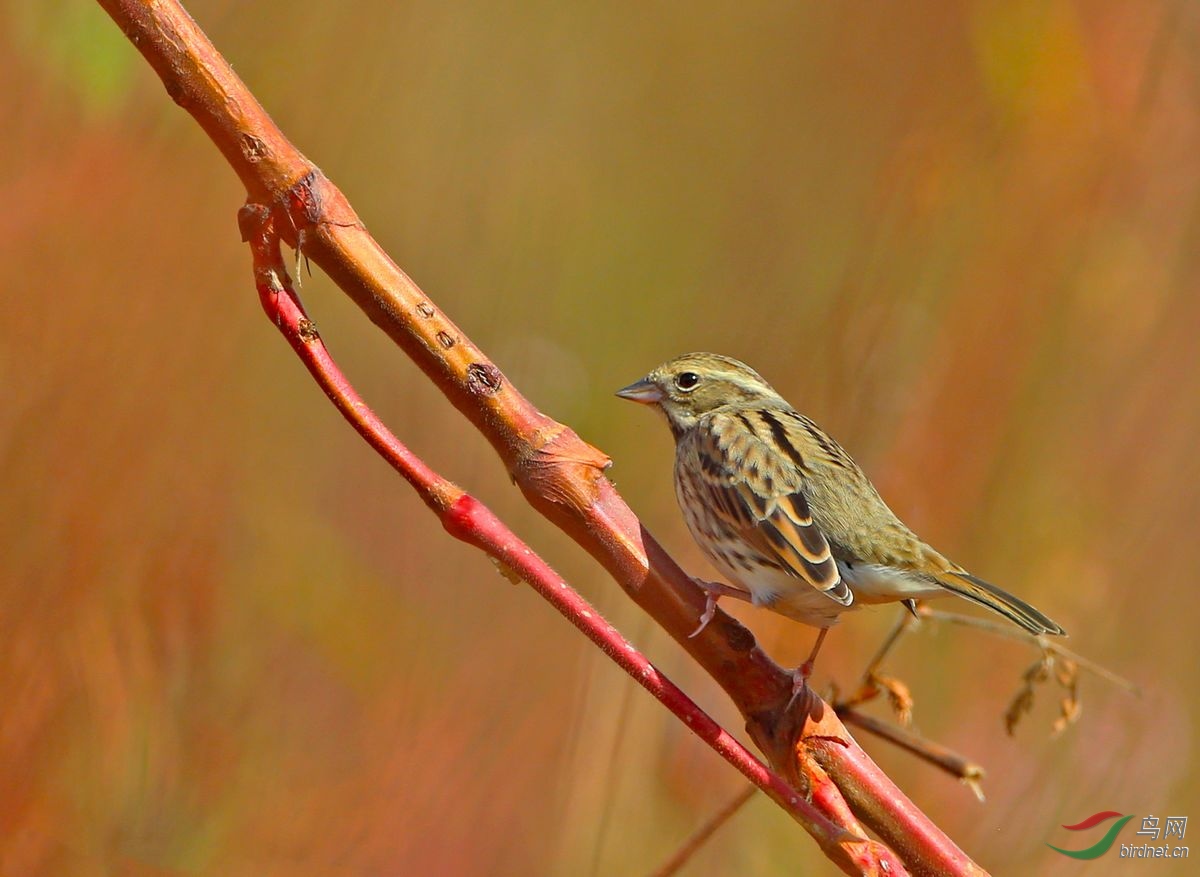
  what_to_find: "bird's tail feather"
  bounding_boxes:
[937,571,1066,636]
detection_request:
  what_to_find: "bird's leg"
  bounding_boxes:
[795,627,830,689]
[784,628,831,713]
[688,579,753,638]
[861,608,916,683]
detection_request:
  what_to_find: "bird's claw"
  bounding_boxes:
[784,664,813,713]
[689,592,719,638]
[795,661,815,686]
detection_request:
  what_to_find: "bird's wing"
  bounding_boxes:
[691,412,851,606]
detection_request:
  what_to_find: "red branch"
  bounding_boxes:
[99,1,987,874]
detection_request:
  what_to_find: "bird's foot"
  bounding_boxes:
[689,591,720,638]
[784,666,812,714]
[784,628,830,713]
[687,578,752,638]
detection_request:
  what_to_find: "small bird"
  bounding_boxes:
[617,352,1065,691]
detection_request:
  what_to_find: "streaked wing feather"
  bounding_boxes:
[696,422,851,605]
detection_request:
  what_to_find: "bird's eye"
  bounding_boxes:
[675,372,701,391]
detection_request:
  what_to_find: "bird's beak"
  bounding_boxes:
[615,378,664,405]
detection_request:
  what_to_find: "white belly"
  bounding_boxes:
[709,557,947,628]
[840,561,946,604]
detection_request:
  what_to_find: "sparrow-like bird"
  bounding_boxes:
[617,352,1064,688]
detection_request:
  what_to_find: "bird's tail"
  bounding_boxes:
[936,570,1066,636]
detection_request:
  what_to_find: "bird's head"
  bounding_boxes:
[616,352,782,434]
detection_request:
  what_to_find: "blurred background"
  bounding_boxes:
[2,1,1198,874]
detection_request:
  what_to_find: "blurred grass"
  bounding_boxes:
[2,1,1198,875]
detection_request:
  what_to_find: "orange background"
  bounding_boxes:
[2,2,1197,875]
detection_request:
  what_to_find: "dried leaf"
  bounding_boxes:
[1026,654,1052,684]
[1005,686,1035,736]
[1005,655,1048,734]
[872,673,914,727]
[1052,693,1082,737]
[1049,656,1082,736]
[1054,656,1078,689]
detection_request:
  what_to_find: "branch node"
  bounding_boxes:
[297,318,319,342]
[443,492,486,542]
[240,132,268,163]
[466,362,503,396]
[286,168,324,227]
[237,202,272,244]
